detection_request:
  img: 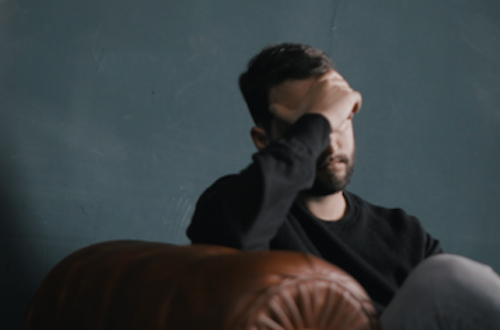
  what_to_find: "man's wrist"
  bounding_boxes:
[284,113,331,155]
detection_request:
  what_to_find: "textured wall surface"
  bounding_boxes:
[0,0,499,328]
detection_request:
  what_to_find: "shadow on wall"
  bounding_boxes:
[0,162,45,330]
[0,0,43,326]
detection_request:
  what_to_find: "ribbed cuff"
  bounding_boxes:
[285,114,331,156]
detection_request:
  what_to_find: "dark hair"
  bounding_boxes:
[239,43,334,131]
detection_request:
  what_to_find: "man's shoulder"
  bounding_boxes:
[344,191,422,229]
[344,191,442,257]
[198,174,238,199]
[212,174,239,185]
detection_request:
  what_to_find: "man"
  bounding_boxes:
[187,43,500,329]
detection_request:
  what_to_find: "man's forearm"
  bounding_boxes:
[187,114,331,250]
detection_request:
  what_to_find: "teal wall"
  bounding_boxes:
[1,0,500,328]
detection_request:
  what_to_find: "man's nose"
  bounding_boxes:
[328,132,339,154]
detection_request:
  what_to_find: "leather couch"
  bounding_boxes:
[24,240,379,330]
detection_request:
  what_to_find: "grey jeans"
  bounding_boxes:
[381,254,500,330]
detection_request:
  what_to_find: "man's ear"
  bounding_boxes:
[250,126,270,151]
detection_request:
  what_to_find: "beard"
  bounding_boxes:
[306,149,355,197]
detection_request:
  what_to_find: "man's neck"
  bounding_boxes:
[297,191,347,222]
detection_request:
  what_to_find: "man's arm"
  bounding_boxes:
[187,114,331,250]
[187,70,362,250]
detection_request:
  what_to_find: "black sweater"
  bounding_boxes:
[187,114,442,314]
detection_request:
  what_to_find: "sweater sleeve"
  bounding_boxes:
[186,114,331,250]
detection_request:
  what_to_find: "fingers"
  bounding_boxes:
[352,91,362,113]
[269,70,362,129]
[314,70,352,94]
[269,103,300,124]
[317,70,349,87]
[318,70,344,82]
[319,71,362,114]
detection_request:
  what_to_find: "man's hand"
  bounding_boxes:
[269,70,362,131]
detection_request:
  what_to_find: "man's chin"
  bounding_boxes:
[305,178,347,196]
[305,167,353,197]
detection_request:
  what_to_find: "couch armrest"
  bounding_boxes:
[24,240,379,330]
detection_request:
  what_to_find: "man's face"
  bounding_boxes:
[268,77,356,196]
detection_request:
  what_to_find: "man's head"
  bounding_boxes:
[239,43,334,134]
[239,43,356,196]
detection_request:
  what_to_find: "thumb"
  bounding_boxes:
[269,103,297,124]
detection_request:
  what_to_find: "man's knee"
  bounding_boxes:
[410,254,499,299]
[418,253,492,275]
[381,254,500,329]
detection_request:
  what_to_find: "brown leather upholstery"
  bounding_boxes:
[24,240,379,330]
